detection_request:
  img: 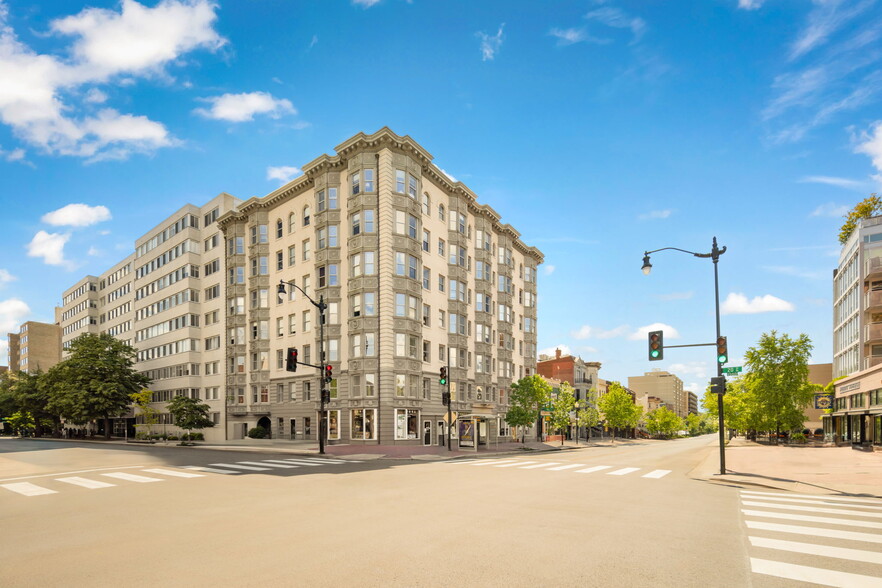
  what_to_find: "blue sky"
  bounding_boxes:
[1,0,881,394]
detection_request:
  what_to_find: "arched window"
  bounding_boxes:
[422,193,430,215]
[303,205,311,226]
[438,204,445,221]
[289,212,296,233]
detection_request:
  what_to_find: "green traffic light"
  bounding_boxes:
[650,350,659,358]
[439,378,447,385]
[718,354,727,363]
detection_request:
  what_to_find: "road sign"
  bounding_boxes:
[721,366,742,374]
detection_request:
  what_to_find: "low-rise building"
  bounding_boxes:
[628,369,687,418]
[6,319,61,373]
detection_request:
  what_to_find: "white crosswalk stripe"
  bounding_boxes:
[101,472,162,483]
[208,463,271,471]
[548,464,586,471]
[236,461,299,469]
[141,468,205,478]
[444,459,672,479]
[183,466,241,475]
[1,482,57,496]
[608,467,640,476]
[741,490,882,586]
[642,469,671,479]
[275,459,324,467]
[56,477,116,489]
[575,465,612,474]
[520,462,561,469]
[495,461,536,468]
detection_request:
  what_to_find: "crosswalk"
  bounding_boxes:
[0,457,358,498]
[444,458,672,479]
[741,489,882,586]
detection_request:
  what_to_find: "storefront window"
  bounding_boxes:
[351,409,376,440]
[395,408,419,440]
[326,410,339,440]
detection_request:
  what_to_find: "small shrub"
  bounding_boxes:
[189,432,204,441]
[790,432,806,444]
[167,435,179,441]
[248,426,268,439]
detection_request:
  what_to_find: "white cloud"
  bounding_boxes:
[543,264,556,276]
[809,202,850,217]
[737,0,764,10]
[352,0,382,6]
[84,88,107,104]
[477,24,505,61]
[855,120,882,181]
[571,324,630,340]
[789,0,870,61]
[308,35,318,50]
[26,230,71,267]
[0,0,223,160]
[0,298,30,334]
[4,147,25,162]
[629,323,679,341]
[638,209,672,220]
[538,344,571,359]
[42,203,111,227]
[266,165,301,184]
[87,246,100,256]
[194,91,296,122]
[549,28,587,46]
[0,269,15,284]
[802,176,866,192]
[439,168,458,182]
[668,361,711,380]
[584,5,646,44]
[721,292,795,315]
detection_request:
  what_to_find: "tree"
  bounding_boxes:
[643,406,683,439]
[839,194,881,244]
[576,388,601,440]
[743,330,815,443]
[166,395,214,444]
[505,374,551,442]
[548,382,575,445]
[8,369,59,437]
[7,410,34,436]
[46,333,150,439]
[130,388,159,440]
[598,382,643,443]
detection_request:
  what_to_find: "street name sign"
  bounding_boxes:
[721,366,742,374]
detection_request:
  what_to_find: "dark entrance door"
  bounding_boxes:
[257,416,272,439]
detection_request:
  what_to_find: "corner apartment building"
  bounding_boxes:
[628,370,687,418]
[59,193,240,440]
[6,317,62,373]
[536,348,601,402]
[833,215,882,377]
[217,128,543,444]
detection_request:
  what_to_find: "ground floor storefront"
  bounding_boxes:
[828,366,882,446]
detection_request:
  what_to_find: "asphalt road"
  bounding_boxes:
[1,436,879,587]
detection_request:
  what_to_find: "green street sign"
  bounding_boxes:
[721,366,742,374]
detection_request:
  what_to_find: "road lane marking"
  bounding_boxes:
[575,466,612,474]
[183,466,241,475]
[1,482,57,496]
[642,470,671,479]
[519,462,561,469]
[56,477,115,489]
[749,536,882,565]
[141,468,205,478]
[741,490,882,506]
[468,460,517,466]
[236,461,298,469]
[296,457,353,464]
[495,461,535,468]
[742,500,882,519]
[742,509,882,530]
[261,460,303,467]
[738,494,882,511]
[745,520,882,544]
[608,467,640,476]
[101,472,162,483]
[548,464,586,471]
[275,460,323,467]
[208,463,271,471]
[750,557,882,587]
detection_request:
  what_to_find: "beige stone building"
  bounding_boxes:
[217,128,542,444]
[6,318,61,373]
[628,370,687,418]
[59,193,240,440]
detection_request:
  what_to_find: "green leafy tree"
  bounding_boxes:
[576,388,601,440]
[839,194,881,244]
[744,331,815,443]
[505,374,551,442]
[7,410,34,436]
[166,395,214,444]
[130,388,159,440]
[8,369,60,437]
[644,406,684,438]
[598,382,644,443]
[0,370,19,423]
[46,333,150,439]
[549,382,576,445]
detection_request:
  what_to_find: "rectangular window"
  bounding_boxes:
[395,408,419,440]
[303,239,311,260]
[363,170,374,193]
[288,245,296,266]
[276,251,283,271]
[396,170,405,193]
[351,408,376,440]
[351,173,360,195]
[422,230,430,252]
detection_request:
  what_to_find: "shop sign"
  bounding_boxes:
[814,394,833,410]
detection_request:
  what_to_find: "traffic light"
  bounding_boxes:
[286,348,298,372]
[716,336,728,364]
[439,367,448,386]
[442,391,451,405]
[648,330,663,361]
[321,389,331,403]
[324,364,333,383]
[710,376,726,395]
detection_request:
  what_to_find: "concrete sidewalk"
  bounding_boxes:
[699,436,882,497]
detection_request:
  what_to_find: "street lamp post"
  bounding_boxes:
[277,280,328,454]
[641,237,727,475]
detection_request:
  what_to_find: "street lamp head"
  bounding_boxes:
[277,281,286,304]
[641,254,652,275]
